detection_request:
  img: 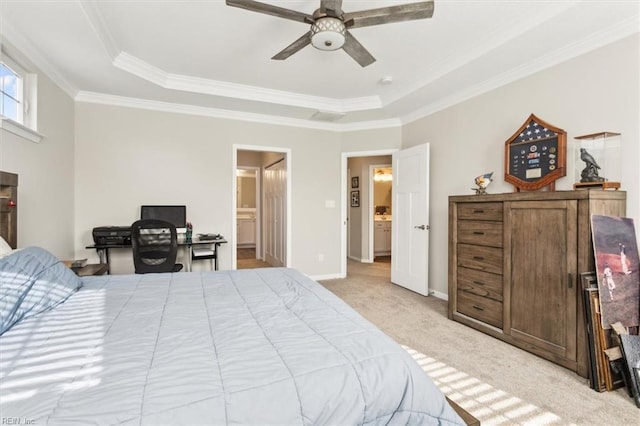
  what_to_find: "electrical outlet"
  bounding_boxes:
[318,254,324,262]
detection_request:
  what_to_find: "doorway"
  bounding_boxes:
[236,167,263,268]
[342,144,431,295]
[342,150,396,278]
[370,164,393,264]
[233,146,291,270]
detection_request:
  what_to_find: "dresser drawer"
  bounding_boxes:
[458,203,503,221]
[457,267,503,302]
[457,243,503,275]
[458,220,503,247]
[457,290,503,328]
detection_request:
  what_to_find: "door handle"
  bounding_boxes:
[414,225,429,230]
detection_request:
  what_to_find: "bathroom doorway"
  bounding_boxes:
[234,146,291,270]
[236,167,262,268]
[343,151,394,279]
[370,165,393,263]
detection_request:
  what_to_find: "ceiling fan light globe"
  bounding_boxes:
[310,17,346,51]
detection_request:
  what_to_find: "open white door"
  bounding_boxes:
[391,144,430,295]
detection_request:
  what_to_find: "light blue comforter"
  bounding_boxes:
[0,266,463,425]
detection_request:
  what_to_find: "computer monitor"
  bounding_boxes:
[140,205,186,229]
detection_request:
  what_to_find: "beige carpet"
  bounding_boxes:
[319,259,638,426]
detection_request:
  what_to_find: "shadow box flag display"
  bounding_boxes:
[591,215,640,329]
[504,114,566,192]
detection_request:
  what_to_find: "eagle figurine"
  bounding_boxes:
[580,148,600,170]
[579,148,605,182]
[472,172,493,195]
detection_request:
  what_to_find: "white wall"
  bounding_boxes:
[402,34,640,298]
[73,103,345,277]
[0,43,76,258]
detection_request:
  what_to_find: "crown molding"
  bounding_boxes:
[79,0,383,114]
[75,91,338,131]
[79,0,120,60]
[113,51,382,113]
[402,13,640,125]
[75,91,401,132]
[382,1,582,108]
[0,21,77,99]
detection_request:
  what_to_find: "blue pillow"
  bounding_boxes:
[0,247,82,335]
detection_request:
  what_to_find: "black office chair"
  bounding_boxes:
[131,219,183,274]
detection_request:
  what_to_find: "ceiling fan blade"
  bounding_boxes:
[320,0,343,16]
[272,32,312,60]
[226,0,313,24]
[343,1,434,29]
[342,31,376,67]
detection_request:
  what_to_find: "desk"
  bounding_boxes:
[86,236,227,274]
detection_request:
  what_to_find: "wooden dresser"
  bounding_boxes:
[448,190,626,377]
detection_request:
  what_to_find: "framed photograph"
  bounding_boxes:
[591,215,639,329]
[351,176,359,188]
[350,190,360,207]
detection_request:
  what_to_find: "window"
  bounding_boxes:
[0,52,41,143]
[1,61,24,123]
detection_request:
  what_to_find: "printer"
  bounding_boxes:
[92,226,132,245]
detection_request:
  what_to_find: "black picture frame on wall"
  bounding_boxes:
[351,176,359,188]
[351,190,360,207]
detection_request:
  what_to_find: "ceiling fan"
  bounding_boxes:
[226,0,435,67]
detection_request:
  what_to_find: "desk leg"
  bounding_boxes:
[214,243,219,271]
[188,246,192,272]
[97,248,111,275]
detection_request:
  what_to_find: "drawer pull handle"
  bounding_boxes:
[472,305,484,311]
[473,256,485,261]
[473,231,485,235]
[473,280,485,286]
[473,209,484,213]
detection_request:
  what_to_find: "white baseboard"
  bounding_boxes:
[430,289,448,301]
[309,273,344,281]
[347,255,373,263]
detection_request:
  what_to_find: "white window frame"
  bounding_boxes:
[1,57,24,123]
[0,51,42,143]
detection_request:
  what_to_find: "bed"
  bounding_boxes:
[0,246,465,425]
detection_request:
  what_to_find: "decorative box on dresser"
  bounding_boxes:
[448,190,626,378]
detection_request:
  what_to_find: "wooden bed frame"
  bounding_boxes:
[0,171,18,248]
[446,397,480,426]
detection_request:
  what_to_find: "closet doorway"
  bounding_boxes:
[233,146,291,270]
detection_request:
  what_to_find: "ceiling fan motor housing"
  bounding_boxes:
[310,17,346,50]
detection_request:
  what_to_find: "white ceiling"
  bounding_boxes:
[1,1,638,130]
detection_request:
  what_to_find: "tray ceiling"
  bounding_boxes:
[0,1,638,130]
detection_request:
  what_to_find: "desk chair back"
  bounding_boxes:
[131,219,183,274]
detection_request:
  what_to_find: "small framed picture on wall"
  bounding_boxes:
[351,190,360,207]
[351,176,359,188]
